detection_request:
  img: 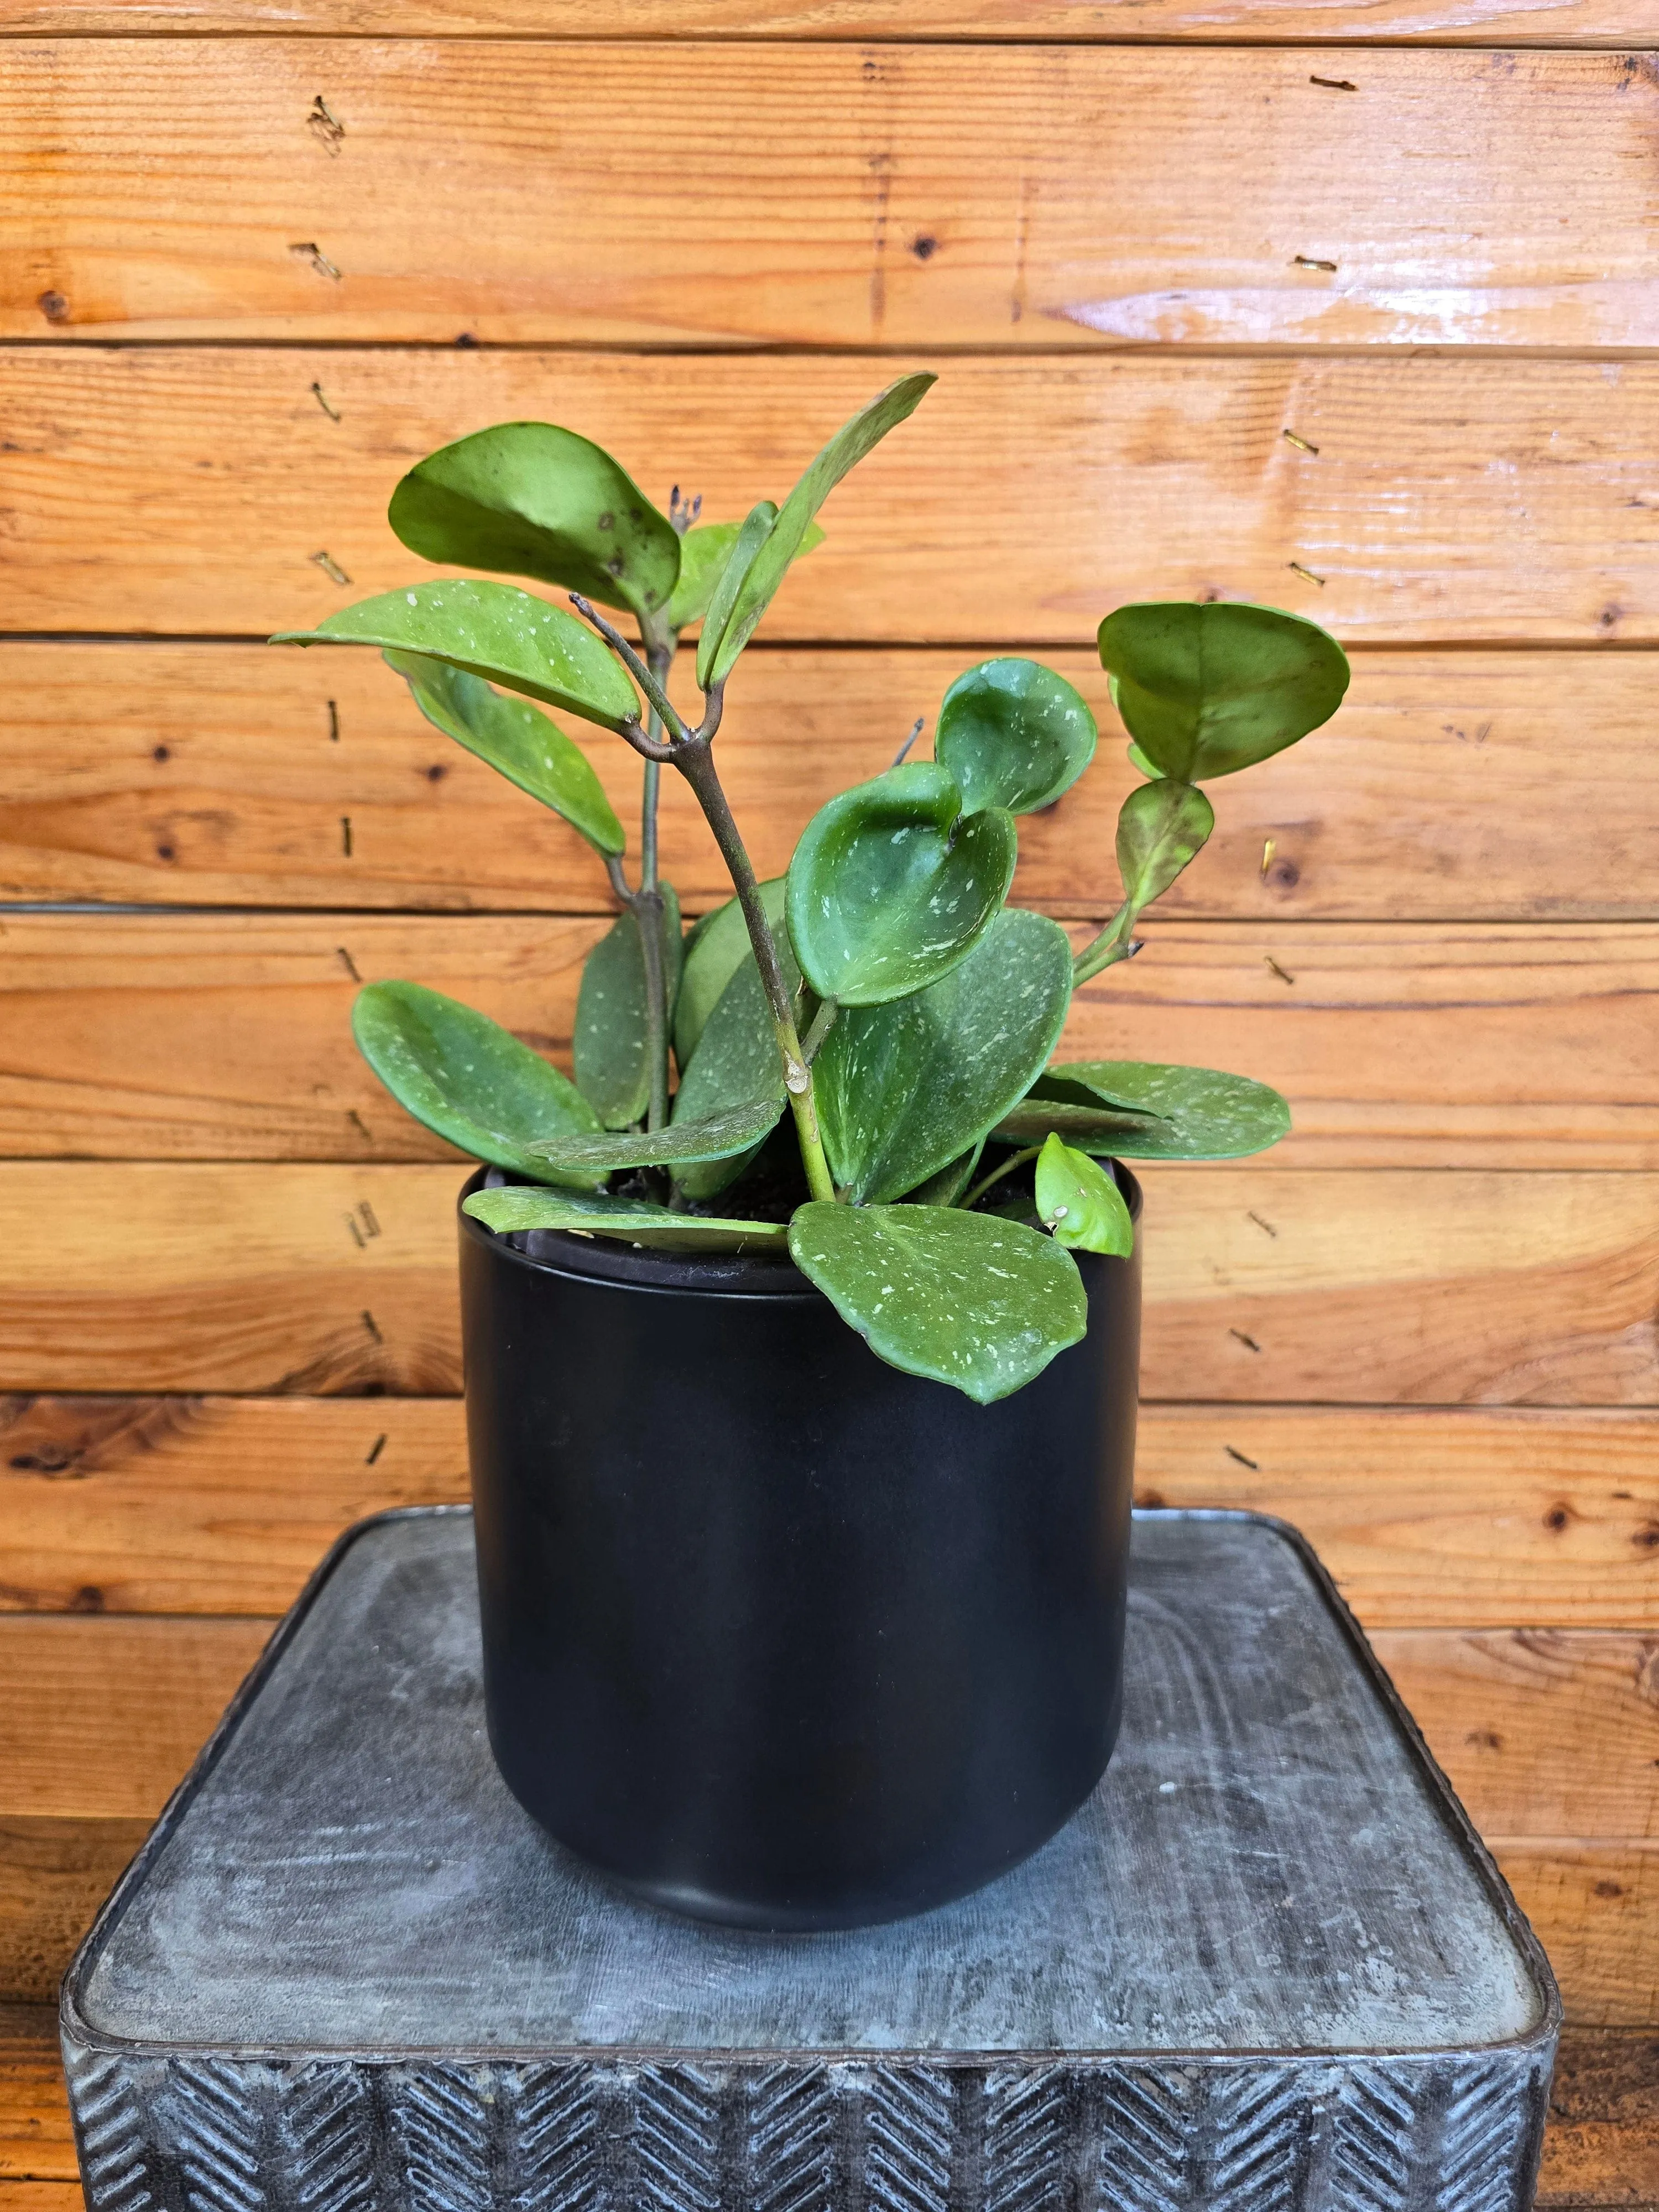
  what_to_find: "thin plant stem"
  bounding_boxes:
[959,1145,1040,1213]
[800,996,839,1065]
[1072,901,1144,985]
[635,628,675,1134]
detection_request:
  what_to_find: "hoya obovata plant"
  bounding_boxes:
[275,375,1349,1403]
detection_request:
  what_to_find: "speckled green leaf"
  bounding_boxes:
[1034,1134,1135,1255]
[708,373,935,684]
[528,1091,785,1172]
[669,520,823,636]
[462,1184,787,1253]
[671,938,800,1199]
[787,761,1017,1007]
[1031,1060,1292,1160]
[934,658,1097,815]
[674,878,789,1068]
[789,1202,1086,1403]
[1116,778,1214,909]
[899,1141,984,1208]
[383,650,625,857]
[815,906,1073,1203]
[573,886,683,1128]
[387,421,681,623]
[1097,599,1350,781]
[695,502,779,690]
[990,1097,1167,1148]
[352,981,603,1190]
[272,580,641,731]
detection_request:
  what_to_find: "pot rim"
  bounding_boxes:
[458,1162,1143,1301]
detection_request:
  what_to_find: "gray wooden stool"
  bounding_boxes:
[61,1507,1558,2211]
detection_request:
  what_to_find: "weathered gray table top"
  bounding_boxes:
[74,1509,1544,2060]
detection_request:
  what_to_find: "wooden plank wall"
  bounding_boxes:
[2,4,1658,2204]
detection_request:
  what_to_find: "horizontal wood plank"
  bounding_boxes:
[0,1819,147,2008]
[0,1162,1653,1401]
[0,2014,74,2184]
[5,644,1659,922]
[6,1399,1655,1626]
[1495,1844,1659,2028]
[1372,1630,1659,1838]
[0,1,1645,43]
[2,911,1653,1168]
[8,44,1659,349]
[6,351,1659,641]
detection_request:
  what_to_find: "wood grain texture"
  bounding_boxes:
[8,43,1659,349]
[0,2015,74,2184]
[1538,2027,1659,2207]
[0,0,1648,42]
[1495,1845,1659,2028]
[7,350,1659,641]
[1372,1630,1659,1838]
[0,1162,1655,1401]
[2,909,1653,1167]
[0,1821,147,2009]
[5,643,1659,922]
[6,1398,1655,1625]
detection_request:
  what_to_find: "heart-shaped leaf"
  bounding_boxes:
[674,877,789,1069]
[387,422,681,624]
[573,887,684,1128]
[1117,778,1215,909]
[1030,1060,1291,1159]
[934,658,1098,815]
[528,1092,785,1173]
[789,1201,1086,1403]
[273,581,641,731]
[1034,1135,1135,1255]
[352,981,604,1189]
[672,936,799,1200]
[814,905,1073,1203]
[463,1184,788,1253]
[384,650,625,857]
[1097,600,1349,781]
[707,374,935,685]
[786,761,1017,1007]
[669,519,824,637]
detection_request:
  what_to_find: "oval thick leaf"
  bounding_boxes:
[1032,1060,1292,1160]
[573,886,684,1129]
[1034,1135,1135,1256]
[462,1185,787,1254]
[672,937,799,1201]
[669,519,823,637]
[1098,601,1350,781]
[814,906,1073,1204]
[934,658,1098,815]
[272,580,641,731]
[674,877,789,1068]
[789,1202,1086,1404]
[1117,778,1215,909]
[352,982,603,1190]
[786,761,1016,1008]
[709,374,935,684]
[992,1098,1167,1148]
[528,1092,785,1173]
[384,650,625,857]
[387,422,681,623]
[695,501,779,690]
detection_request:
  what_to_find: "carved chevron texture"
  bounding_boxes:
[279,2062,381,2212]
[389,2063,496,2212]
[1094,2064,1191,2211]
[1201,2069,1309,2212]
[982,2067,1069,2212]
[1435,2060,1530,2212]
[748,2061,837,2212]
[864,2063,954,2212]
[65,2051,158,2212]
[156,2058,269,2212]
[630,2064,722,2212]
[1327,2064,1422,2212]
[501,2063,601,2212]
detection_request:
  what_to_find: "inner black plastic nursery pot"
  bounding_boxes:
[459,1164,1143,1933]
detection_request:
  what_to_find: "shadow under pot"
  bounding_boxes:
[458,1164,1143,1933]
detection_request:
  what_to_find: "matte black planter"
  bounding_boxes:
[459,1167,1142,1932]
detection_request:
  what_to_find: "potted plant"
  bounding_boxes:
[275,375,1349,1931]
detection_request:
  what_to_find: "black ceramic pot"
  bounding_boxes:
[459,1166,1142,1932]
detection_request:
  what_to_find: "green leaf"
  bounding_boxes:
[527,1092,785,1173]
[573,886,684,1128]
[462,1184,787,1254]
[786,761,1017,1008]
[352,981,604,1190]
[934,658,1098,815]
[789,1202,1086,1404]
[815,906,1073,1204]
[674,877,788,1068]
[695,501,778,691]
[1031,1060,1292,1159]
[272,580,641,732]
[667,519,823,635]
[671,937,798,1201]
[1097,599,1350,781]
[990,1098,1167,1148]
[383,650,625,857]
[898,1141,984,1208]
[708,373,935,684]
[387,422,681,624]
[1034,1135,1135,1256]
[1117,778,1215,909]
